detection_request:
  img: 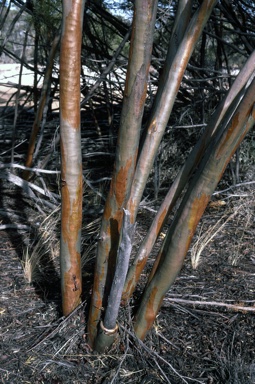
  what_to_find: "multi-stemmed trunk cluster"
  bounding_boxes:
[9,0,255,352]
[59,0,255,351]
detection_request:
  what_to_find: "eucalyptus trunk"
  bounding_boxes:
[60,0,85,316]
[134,77,255,340]
[122,49,255,302]
[127,0,218,222]
[88,0,158,348]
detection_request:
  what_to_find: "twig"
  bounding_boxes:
[213,180,255,195]
[191,208,240,269]
[83,177,106,201]
[153,357,171,384]
[0,163,60,174]
[119,324,203,384]
[157,332,180,351]
[0,224,32,230]
[80,27,131,107]
[110,334,130,384]
[28,301,86,351]
[165,297,255,313]
[0,171,60,201]
[40,359,76,369]
[52,330,81,358]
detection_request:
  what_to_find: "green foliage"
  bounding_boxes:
[31,0,61,64]
[32,0,61,35]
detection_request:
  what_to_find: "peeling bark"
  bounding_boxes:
[88,0,158,348]
[122,49,255,302]
[134,78,255,340]
[127,0,217,222]
[60,0,85,316]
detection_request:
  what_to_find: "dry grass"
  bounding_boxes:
[2,183,255,383]
[21,243,46,284]
[20,203,101,284]
[191,208,239,269]
[191,186,255,270]
[21,247,34,283]
[20,206,60,283]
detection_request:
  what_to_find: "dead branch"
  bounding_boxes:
[165,297,255,313]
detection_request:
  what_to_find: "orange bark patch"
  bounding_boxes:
[122,258,146,303]
[155,207,167,235]
[60,155,83,315]
[147,248,164,283]
[114,156,133,206]
[62,264,82,315]
[134,77,148,116]
[103,199,112,221]
[87,264,105,345]
[127,198,137,224]
[136,285,163,341]
[188,194,210,237]
[148,118,157,134]
[91,267,104,313]
[61,175,83,251]
[121,277,134,304]
[134,258,147,284]
[60,1,83,127]
[145,286,158,320]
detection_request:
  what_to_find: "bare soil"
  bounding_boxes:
[0,107,255,383]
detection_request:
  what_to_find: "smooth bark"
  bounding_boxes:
[134,77,255,340]
[94,209,134,352]
[122,49,255,302]
[60,0,85,316]
[88,0,158,347]
[127,0,217,222]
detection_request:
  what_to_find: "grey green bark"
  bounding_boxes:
[134,77,255,340]
[88,0,159,348]
[127,0,218,221]
[122,49,255,302]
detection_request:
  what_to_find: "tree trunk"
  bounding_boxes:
[59,0,85,316]
[88,0,158,348]
[122,49,255,302]
[127,0,218,222]
[134,77,255,340]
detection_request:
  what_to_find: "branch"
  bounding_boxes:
[80,27,131,107]
[164,297,255,313]
[0,171,60,201]
[0,163,60,174]
[0,224,32,230]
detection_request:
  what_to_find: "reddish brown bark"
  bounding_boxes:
[88,0,158,348]
[127,0,218,222]
[60,0,85,316]
[134,78,255,340]
[122,49,255,302]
